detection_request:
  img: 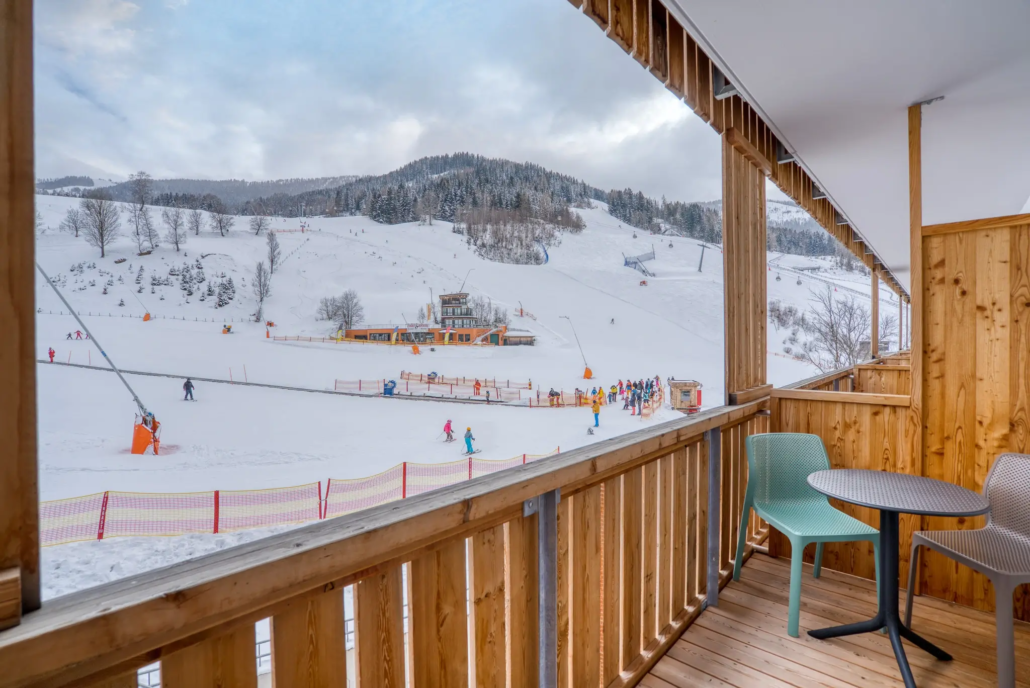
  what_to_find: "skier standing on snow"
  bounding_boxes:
[464,427,476,455]
[48,347,55,363]
[75,330,83,340]
[592,397,601,428]
[474,379,482,396]
[66,332,72,340]
[444,419,454,442]
[183,378,195,401]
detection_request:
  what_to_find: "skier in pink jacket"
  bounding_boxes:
[443,419,454,442]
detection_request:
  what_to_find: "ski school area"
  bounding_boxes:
[28,193,859,598]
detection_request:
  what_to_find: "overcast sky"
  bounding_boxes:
[35,0,728,202]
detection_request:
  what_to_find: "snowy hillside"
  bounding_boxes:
[33,193,900,599]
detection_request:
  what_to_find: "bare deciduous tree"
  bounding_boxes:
[336,289,364,329]
[266,231,281,274]
[162,205,187,252]
[60,207,84,237]
[129,204,158,253]
[416,190,439,225]
[249,215,270,235]
[128,171,157,252]
[210,203,235,236]
[793,287,870,372]
[253,261,271,303]
[879,312,899,351]
[187,207,205,235]
[80,191,121,258]
[128,171,153,209]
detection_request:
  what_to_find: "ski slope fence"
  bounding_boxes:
[38,449,559,547]
[334,379,526,401]
[399,372,532,389]
[273,335,482,347]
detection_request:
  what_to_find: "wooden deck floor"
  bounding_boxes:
[642,554,1030,688]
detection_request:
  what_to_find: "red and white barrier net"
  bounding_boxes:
[218,483,322,532]
[39,492,107,547]
[40,451,558,547]
[324,465,404,518]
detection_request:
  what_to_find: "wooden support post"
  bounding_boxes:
[0,0,40,616]
[871,270,880,358]
[722,130,768,402]
[0,568,21,631]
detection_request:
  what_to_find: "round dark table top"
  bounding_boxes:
[807,469,990,517]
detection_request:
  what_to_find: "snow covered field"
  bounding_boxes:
[33,194,898,599]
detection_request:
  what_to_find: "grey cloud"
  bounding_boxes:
[34,0,723,202]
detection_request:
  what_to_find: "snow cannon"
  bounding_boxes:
[142,312,151,322]
[583,366,593,380]
[131,413,161,455]
[411,344,421,355]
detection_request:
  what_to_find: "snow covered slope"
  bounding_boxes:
[33,194,902,598]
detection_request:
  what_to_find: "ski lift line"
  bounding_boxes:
[35,262,150,417]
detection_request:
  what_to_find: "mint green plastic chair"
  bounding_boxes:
[733,433,880,637]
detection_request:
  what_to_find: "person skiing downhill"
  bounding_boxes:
[74,330,83,340]
[183,378,194,401]
[48,347,55,363]
[444,419,454,442]
[464,427,476,455]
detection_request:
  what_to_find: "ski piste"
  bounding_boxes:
[462,449,482,455]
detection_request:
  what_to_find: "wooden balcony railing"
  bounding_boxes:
[0,399,770,688]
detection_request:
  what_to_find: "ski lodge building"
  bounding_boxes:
[344,293,536,345]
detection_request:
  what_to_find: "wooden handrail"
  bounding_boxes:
[0,398,768,688]
[772,388,911,407]
[780,365,854,391]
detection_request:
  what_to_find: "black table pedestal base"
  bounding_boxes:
[807,510,951,688]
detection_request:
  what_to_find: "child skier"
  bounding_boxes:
[609,384,617,403]
[183,378,195,400]
[48,347,55,363]
[592,397,601,427]
[444,419,454,442]
[464,427,476,455]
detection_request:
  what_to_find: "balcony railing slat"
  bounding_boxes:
[469,524,506,688]
[506,513,538,688]
[409,539,468,686]
[570,485,601,685]
[353,567,404,688]
[600,476,622,685]
[270,589,346,687]
[658,454,674,631]
[621,466,644,666]
[672,449,689,614]
[160,625,256,688]
[642,460,659,646]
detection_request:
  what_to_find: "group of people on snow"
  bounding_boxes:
[618,376,662,416]
[443,419,476,454]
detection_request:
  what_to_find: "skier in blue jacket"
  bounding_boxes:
[464,427,476,454]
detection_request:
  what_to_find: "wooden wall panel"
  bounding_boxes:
[773,398,908,583]
[921,222,1030,619]
[854,366,911,395]
[0,0,40,614]
[722,135,767,399]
